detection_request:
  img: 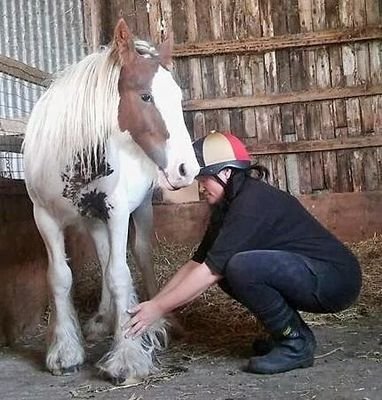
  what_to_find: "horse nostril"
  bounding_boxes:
[179,163,187,177]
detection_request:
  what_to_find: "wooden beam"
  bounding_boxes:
[0,118,27,135]
[1,129,380,156]
[245,135,382,156]
[173,26,382,58]
[0,55,51,87]
[182,85,382,111]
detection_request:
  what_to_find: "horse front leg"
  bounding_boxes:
[130,192,158,300]
[83,221,114,341]
[34,205,85,375]
[96,209,166,385]
[131,196,184,338]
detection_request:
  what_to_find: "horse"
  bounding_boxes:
[22,18,200,384]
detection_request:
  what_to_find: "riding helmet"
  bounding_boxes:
[192,131,251,176]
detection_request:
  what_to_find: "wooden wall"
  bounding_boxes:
[85,0,382,196]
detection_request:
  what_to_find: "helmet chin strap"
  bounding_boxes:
[213,168,233,188]
[213,174,227,188]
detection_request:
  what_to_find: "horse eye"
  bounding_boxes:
[140,93,153,103]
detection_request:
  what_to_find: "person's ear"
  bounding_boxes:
[219,168,232,182]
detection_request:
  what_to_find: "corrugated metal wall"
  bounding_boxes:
[0,0,87,119]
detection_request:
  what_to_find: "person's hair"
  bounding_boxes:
[247,163,270,182]
[221,163,269,202]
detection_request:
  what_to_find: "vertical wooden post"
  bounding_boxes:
[83,0,105,51]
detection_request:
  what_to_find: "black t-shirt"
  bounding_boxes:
[192,174,357,275]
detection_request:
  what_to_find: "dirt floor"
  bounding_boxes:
[0,236,381,400]
[0,314,381,400]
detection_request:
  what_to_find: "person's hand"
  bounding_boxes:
[123,300,164,338]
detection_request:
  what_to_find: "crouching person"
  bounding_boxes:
[124,131,362,374]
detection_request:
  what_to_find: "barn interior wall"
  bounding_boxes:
[88,0,382,200]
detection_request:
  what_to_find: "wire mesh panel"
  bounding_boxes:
[0,0,87,187]
[0,118,26,180]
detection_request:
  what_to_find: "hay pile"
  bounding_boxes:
[349,234,382,310]
[72,235,382,351]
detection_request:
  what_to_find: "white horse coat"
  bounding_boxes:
[23,19,199,384]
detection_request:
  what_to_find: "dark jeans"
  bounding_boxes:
[219,250,362,333]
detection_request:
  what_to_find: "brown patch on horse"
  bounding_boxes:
[112,18,171,169]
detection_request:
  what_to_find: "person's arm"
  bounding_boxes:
[125,261,222,337]
[155,259,202,298]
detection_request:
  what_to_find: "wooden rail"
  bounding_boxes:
[0,117,27,134]
[1,117,381,155]
[173,26,382,58]
[2,26,381,85]
[182,85,382,111]
[0,55,51,87]
[246,136,382,156]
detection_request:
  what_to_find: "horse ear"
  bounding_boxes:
[113,18,136,63]
[158,31,174,71]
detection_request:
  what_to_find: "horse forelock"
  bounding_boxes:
[24,48,122,180]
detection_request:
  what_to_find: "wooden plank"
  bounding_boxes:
[312,0,332,192]
[269,105,287,190]
[273,0,292,131]
[148,0,162,43]
[210,0,230,131]
[353,0,380,193]
[0,55,51,87]
[329,1,351,192]
[196,0,218,132]
[0,118,27,135]
[135,0,150,39]
[240,54,257,138]
[299,191,382,242]
[182,84,382,111]
[340,0,364,193]
[306,102,325,191]
[367,0,382,184]
[274,0,296,191]
[82,0,104,51]
[153,191,382,244]
[321,101,339,191]
[243,135,382,155]
[294,103,312,194]
[242,0,262,141]
[325,0,347,135]
[237,0,258,139]
[170,0,191,108]
[299,0,321,194]
[225,0,243,136]
[172,26,382,58]
[254,0,272,172]
[293,1,312,194]
[185,0,205,138]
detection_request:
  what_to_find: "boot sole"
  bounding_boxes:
[246,357,314,375]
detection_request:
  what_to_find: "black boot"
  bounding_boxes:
[247,314,316,374]
[251,338,275,356]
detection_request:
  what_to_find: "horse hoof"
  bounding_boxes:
[62,364,81,375]
[110,375,142,386]
[51,364,81,376]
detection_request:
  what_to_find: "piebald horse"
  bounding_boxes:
[23,19,199,384]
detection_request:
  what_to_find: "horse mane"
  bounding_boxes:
[23,40,159,180]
